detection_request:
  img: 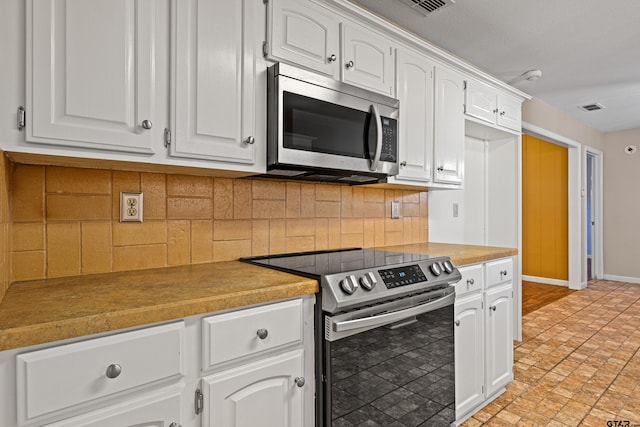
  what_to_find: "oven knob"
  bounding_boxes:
[443,260,454,274]
[430,262,442,276]
[359,272,378,291]
[340,275,359,295]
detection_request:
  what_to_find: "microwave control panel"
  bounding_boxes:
[380,117,397,162]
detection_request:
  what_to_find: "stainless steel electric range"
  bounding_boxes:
[241,248,461,427]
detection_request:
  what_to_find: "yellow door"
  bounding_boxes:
[522,134,568,280]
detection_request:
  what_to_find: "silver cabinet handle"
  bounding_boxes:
[245,136,255,145]
[455,320,461,327]
[257,328,268,339]
[437,166,444,172]
[328,54,337,63]
[169,423,182,427]
[400,161,407,167]
[493,108,499,114]
[294,377,305,387]
[500,270,508,277]
[467,278,475,285]
[346,60,354,69]
[500,111,506,116]
[141,120,152,130]
[105,364,122,379]
[490,305,497,311]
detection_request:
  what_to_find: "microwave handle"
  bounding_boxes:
[369,104,383,172]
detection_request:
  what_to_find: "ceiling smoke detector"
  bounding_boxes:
[399,0,455,16]
[578,103,606,112]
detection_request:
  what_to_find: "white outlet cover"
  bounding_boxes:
[120,192,143,222]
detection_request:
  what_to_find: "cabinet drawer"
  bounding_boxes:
[203,298,303,370]
[486,258,513,287]
[455,264,484,296]
[17,322,184,421]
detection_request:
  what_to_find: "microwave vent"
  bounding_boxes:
[399,0,455,16]
[578,102,605,112]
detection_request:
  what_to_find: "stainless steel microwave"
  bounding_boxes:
[266,63,399,184]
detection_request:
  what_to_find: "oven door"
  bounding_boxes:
[268,66,399,178]
[322,290,455,427]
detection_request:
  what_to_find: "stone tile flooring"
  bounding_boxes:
[462,280,640,426]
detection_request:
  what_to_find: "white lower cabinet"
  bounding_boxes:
[202,350,305,427]
[454,259,514,424]
[0,296,314,427]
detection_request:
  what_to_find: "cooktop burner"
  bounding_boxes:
[241,248,460,313]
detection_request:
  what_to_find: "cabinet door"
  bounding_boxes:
[43,391,182,427]
[172,0,256,164]
[27,0,157,153]
[341,22,394,96]
[393,48,434,182]
[464,79,497,125]
[433,66,464,185]
[454,294,485,420]
[496,92,522,132]
[203,350,305,427]
[485,284,513,397]
[269,0,340,78]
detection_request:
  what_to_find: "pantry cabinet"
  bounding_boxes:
[267,0,395,96]
[465,79,522,133]
[26,0,159,154]
[454,258,514,423]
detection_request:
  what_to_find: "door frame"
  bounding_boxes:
[521,122,583,290]
[585,147,604,282]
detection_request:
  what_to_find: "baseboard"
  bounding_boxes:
[522,275,569,287]
[603,274,640,284]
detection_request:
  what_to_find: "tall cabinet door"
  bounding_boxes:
[172,0,256,164]
[433,66,464,185]
[269,0,340,78]
[27,0,157,153]
[454,294,485,420]
[393,48,434,182]
[485,284,514,397]
[202,350,305,427]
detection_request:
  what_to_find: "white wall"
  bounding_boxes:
[603,129,640,282]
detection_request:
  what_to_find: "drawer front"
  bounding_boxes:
[486,258,514,287]
[17,322,184,421]
[203,298,303,370]
[455,264,484,296]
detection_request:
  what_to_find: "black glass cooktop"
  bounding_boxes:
[240,248,434,279]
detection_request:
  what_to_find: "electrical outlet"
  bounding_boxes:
[391,201,401,219]
[120,192,143,222]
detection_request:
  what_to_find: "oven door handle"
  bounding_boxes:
[332,292,454,333]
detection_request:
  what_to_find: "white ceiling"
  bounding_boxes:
[349,0,640,133]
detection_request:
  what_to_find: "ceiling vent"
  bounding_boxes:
[578,103,605,112]
[399,0,455,16]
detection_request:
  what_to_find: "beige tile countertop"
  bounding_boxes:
[0,242,516,352]
[378,242,518,266]
[0,261,317,352]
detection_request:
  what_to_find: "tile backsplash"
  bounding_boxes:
[10,163,428,282]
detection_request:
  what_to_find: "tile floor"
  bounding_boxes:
[462,280,640,426]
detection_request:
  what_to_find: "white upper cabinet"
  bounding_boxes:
[269,0,340,77]
[465,79,522,133]
[389,48,435,183]
[341,22,394,96]
[268,0,395,96]
[26,0,158,154]
[172,0,256,164]
[434,65,465,185]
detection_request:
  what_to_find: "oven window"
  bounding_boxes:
[283,92,374,159]
[327,305,455,426]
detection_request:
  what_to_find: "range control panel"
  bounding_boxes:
[379,264,427,288]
